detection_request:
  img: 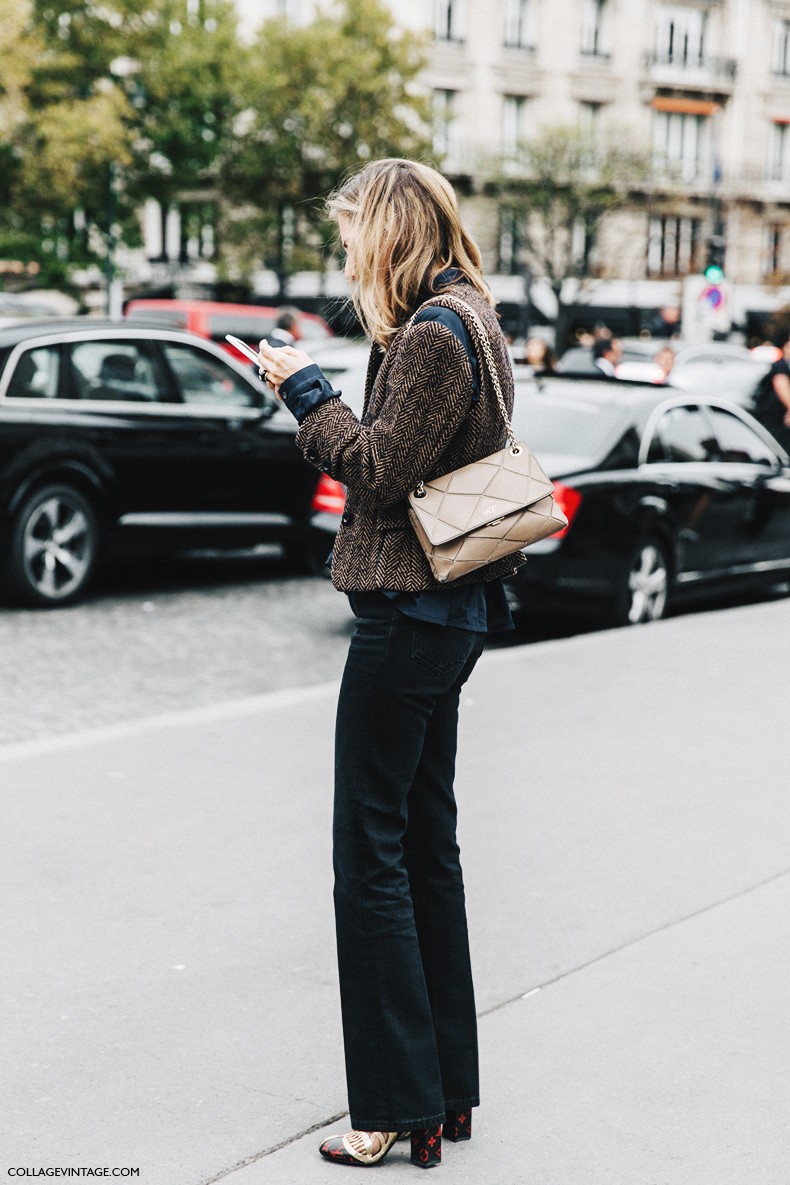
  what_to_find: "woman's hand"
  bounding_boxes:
[257,339,314,397]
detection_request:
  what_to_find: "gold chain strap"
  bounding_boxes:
[417,294,517,449]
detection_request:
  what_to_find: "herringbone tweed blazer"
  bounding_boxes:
[295,281,528,591]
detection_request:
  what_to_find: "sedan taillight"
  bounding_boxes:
[550,482,582,538]
[311,473,346,515]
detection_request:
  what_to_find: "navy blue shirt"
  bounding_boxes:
[278,271,514,634]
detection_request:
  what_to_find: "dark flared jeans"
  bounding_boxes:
[333,591,485,1131]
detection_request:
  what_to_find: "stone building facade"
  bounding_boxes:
[240,0,790,331]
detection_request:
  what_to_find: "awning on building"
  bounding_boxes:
[650,97,721,116]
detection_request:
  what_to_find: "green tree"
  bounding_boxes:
[490,124,650,349]
[5,0,243,281]
[221,0,431,294]
[117,0,245,259]
[0,0,37,137]
[8,0,143,276]
[0,0,44,269]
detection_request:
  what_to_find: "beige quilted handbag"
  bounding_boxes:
[407,297,567,584]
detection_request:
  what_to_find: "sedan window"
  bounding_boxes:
[4,347,60,398]
[706,408,780,466]
[69,341,161,402]
[161,342,257,408]
[125,306,188,329]
[650,405,718,463]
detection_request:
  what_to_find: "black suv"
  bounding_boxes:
[0,319,329,606]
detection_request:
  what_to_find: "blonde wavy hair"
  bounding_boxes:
[327,159,493,347]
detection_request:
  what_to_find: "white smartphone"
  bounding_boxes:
[225,334,262,366]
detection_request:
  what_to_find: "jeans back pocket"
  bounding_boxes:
[410,621,482,677]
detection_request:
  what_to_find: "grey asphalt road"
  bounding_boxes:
[2,596,789,1184]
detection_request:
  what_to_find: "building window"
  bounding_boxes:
[571,216,596,272]
[581,0,607,56]
[768,121,790,182]
[764,225,781,275]
[498,207,522,273]
[433,89,461,163]
[652,110,707,183]
[655,4,707,67]
[504,0,533,48]
[578,101,602,138]
[647,215,701,276]
[435,0,464,42]
[773,20,790,75]
[502,95,528,159]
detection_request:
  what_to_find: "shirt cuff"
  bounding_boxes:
[279,364,340,424]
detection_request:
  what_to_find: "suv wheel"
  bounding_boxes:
[7,484,99,607]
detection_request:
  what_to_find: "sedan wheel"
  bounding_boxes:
[8,485,98,607]
[608,537,670,627]
[623,539,669,625]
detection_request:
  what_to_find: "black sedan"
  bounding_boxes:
[0,319,329,606]
[505,376,790,625]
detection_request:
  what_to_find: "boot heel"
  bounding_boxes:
[443,1109,472,1142]
[410,1125,442,1167]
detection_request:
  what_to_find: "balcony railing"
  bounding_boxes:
[579,48,611,63]
[643,50,737,85]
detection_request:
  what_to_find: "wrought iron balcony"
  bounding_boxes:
[643,50,737,86]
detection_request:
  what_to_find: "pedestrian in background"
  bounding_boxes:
[257,158,522,1170]
[267,306,302,346]
[751,334,790,450]
[654,345,676,383]
[593,336,621,377]
[523,335,557,374]
[647,304,682,339]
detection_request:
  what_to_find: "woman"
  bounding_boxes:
[257,159,524,1170]
[522,335,557,375]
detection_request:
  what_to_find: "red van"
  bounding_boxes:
[124,299,334,365]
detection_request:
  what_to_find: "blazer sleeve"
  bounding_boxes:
[294,320,474,508]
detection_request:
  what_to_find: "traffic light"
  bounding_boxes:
[704,234,726,283]
[696,233,730,336]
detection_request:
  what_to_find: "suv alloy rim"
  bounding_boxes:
[23,494,93,600]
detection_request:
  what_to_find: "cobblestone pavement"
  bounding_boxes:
[0,550,353,746]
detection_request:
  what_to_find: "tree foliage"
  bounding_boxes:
[120,0,243,209]
[14,0,243,260]
[221,0,431,287]
[0,0,430,293]
[0,0,40,216]
[492,123,650,292]
[489,123,650,349]
[0,0,38,133]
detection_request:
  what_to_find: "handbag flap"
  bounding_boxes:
[409,443,554,546]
